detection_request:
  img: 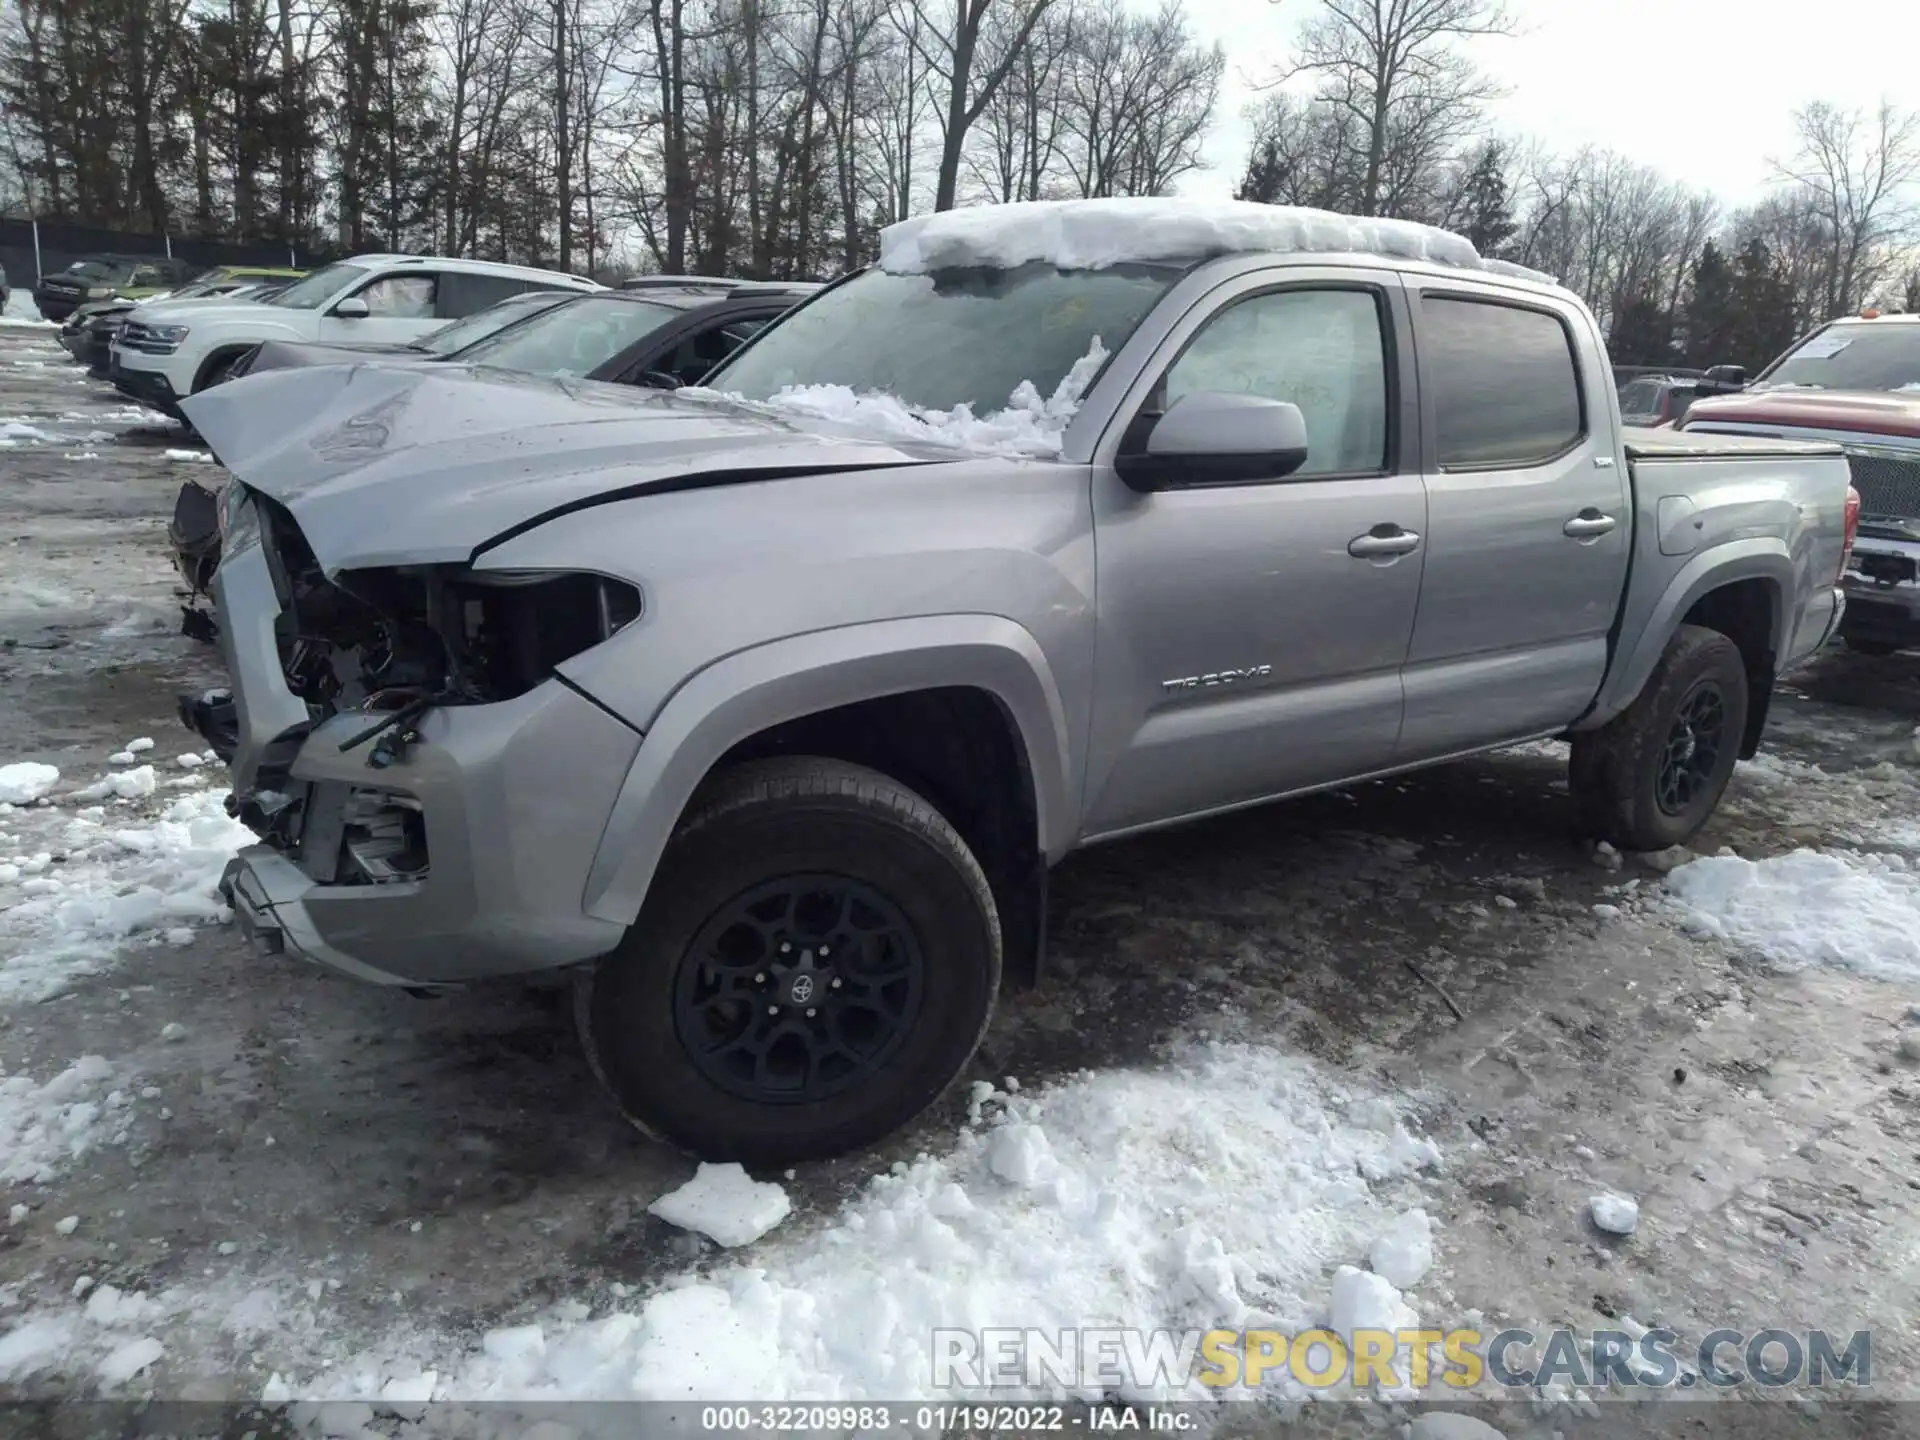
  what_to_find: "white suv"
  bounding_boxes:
[111,255,600,420]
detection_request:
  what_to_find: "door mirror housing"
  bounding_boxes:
[332,296,370,319]
[1116,391,1311,491]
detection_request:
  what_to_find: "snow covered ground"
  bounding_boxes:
[3,323,1920,1423]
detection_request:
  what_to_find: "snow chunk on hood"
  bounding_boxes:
[879,198,1557,287]
[737,337,1107,460]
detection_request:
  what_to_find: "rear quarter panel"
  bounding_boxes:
[1579,433,1849,727]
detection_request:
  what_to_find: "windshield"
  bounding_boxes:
[411,293,566,355]
[707,262,1179,413]
[63,259,119,279]
[270,262,368,311]
[455,295,680,376]
[1757,324,1920,393]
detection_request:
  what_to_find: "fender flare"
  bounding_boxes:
[1577,538,1791,730]
[578,613,1076,926]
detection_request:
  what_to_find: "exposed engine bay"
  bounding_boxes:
[188,486,641,886]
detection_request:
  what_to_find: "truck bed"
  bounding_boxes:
[1622,426,1844,461]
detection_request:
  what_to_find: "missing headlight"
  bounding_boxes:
[446,569,641,703]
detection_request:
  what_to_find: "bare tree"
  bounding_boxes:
[1772,100,1920,318]
[1276,0,1511,217]
[902,0,1057,211]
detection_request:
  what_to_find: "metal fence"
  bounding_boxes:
[0,216,337,292]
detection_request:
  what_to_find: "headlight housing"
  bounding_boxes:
[87,286,115,298]
[147,324,190,344]
[219,483,259,554]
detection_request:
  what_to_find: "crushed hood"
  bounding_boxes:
[179,361,952,572]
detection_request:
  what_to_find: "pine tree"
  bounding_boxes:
[1682,240,1738,368]
[1458,140,1516,258]
[1235,139,1288,206]
[1608,296,1676,368]
[1727,237,1800,371]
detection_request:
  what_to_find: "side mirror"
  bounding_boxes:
[1702,363,1747,388]
[333,296,370,319]
[1116,392,1311,491]
[638,370,682,391]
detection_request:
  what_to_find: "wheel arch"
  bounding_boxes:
[578,615,1077,973]
[192,343,262,393]
[1579,540,1792,748]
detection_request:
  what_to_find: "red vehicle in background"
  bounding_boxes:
[1683,311,1919,656]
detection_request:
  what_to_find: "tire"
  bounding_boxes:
[1569,624,1749,852]
[577,757,1001,1164]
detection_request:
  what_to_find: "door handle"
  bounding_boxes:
[1347,525,1422,559]
[1563,511,1618,539]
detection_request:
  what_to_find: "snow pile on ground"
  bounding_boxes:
[0,1055,132,1186]
[1663,847,1920,981]
[742,338,1107,460]
[0,763,59,805]
[648,1164,791,1247]
[0,292,51,326]
[0,786,252,1004]
[0,421,56,446]
[0,1273,295,1391]
[269,1041,1440,1406]
[878,198,1556,286]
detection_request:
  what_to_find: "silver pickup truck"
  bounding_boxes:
[178,199,1856,1164]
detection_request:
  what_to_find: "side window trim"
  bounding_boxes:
[1120,277,1408,488]
[1413,287,1589,473]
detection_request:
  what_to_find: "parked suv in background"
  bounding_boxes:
[34,254,199,321]
[1683,310,1920,655]
[112,255,600,420]
[60,266,303,366]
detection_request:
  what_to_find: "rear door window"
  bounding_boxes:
[1421,296,1585,468]
[356,273,439,319]
[439,272,532,319]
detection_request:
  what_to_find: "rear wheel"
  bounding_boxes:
[1570,625,1748,852]
[577,757,1001,1164]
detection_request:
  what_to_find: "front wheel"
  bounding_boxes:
[577,757,1002,1164]
[1569,624,1749,852]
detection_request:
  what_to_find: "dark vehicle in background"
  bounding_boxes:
[1618,373,1711,428]
[235,281,814,387]
[222,286,574,380]
[34,255,200,321]
[60,266,304,362]
[170,282,814,642]
[1616,364,1749,429]
[1683,310,1920,655]
[1,260,9,314]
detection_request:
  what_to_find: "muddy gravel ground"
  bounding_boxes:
[3,322,1920,1417]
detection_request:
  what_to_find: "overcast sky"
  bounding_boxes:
[1178,0,1920,205]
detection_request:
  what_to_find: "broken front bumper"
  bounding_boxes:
[200,541,642,987]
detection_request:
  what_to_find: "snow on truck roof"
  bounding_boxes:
[876,198,1559,287]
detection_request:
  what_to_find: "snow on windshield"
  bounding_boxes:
[878,198,1556,286]
[702,337,1110,459]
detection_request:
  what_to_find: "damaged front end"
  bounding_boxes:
[183,483,646,987]
[195,486,641,875]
